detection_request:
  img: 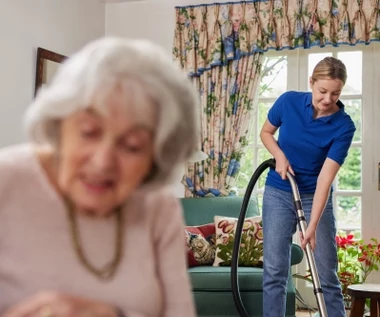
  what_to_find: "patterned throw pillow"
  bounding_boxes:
[185,223,216,267]
[213,215,263,267]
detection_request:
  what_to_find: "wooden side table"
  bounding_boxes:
[347,284,380,317]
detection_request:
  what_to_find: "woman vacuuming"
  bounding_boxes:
[260,57,356,317]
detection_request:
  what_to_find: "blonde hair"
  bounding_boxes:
[311,57,347,85]
[24,37,200,187]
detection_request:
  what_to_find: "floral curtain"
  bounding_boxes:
[174,0,380,75]
[173,0,380,197]
[183,54,263,197]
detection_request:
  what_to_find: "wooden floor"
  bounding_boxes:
[296,309,353,316]
[296,310,315,316]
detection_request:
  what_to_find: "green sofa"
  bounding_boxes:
[180,196,304,317]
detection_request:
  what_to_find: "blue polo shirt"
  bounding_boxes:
[265,91,356,194]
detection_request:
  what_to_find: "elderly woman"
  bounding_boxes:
[0,37,198,317]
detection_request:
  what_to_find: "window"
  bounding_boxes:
[236,54,288,210]
[237,48,364,237]
[307,51,363,236]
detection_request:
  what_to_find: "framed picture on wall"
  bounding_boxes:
[34,47,67,96]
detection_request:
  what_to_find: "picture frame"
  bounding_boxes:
[34,47,67,96]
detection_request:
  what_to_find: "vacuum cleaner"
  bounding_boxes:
[231,158,328,317]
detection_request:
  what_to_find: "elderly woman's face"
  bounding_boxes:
[57,92,155,216]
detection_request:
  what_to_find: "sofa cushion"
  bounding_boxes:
[213,215,263,267]
[188,266,264,291]
[185,223,216,267]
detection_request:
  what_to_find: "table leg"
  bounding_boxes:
[350,297,365,317]
[370,298,378,317]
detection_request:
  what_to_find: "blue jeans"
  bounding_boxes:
[262,185,345,317]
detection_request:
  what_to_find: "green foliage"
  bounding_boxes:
[293,234,380,310]
[336,234,380,307]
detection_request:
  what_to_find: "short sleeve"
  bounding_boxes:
[267,92,288,127]
[327,120,356,166]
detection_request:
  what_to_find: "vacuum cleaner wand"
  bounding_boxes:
[231,158,328,317]
[286,171,328,317]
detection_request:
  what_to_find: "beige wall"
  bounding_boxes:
[0,0,105,147]
[105,0,224,197]
[105,0,233,52]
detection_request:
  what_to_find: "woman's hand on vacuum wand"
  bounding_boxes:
[300,223,317,250]
[274,153,295,180]
[260,119,295,180]
[300,158,340,251]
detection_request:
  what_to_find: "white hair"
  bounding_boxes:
[25,37,200,187]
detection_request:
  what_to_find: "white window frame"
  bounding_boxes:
[245,47,372,235]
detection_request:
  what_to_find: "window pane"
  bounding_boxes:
[257,148,272,189]
[235,147,271,191]
[308,52,333,90]
[335,195,361,237]
[236,146,254,190]
[257,194,263,215]
[260,56,287,98]
[337,51,362,95]
[257,102,278,144]
[257,102,271,134]
[342,99,362,142]
[336,147,362,191]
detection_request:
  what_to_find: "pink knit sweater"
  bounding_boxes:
[0,144,195,317]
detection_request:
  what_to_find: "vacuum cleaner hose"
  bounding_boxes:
[230,158,275,317]
[230,158,328,317]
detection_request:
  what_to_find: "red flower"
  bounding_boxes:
[375,245,380,257]
[336,234,355,249]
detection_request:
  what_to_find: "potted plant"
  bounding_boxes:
[293,233,380,315]
[336,234,380,309]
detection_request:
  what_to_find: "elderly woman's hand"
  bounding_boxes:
[1,291,120,317]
